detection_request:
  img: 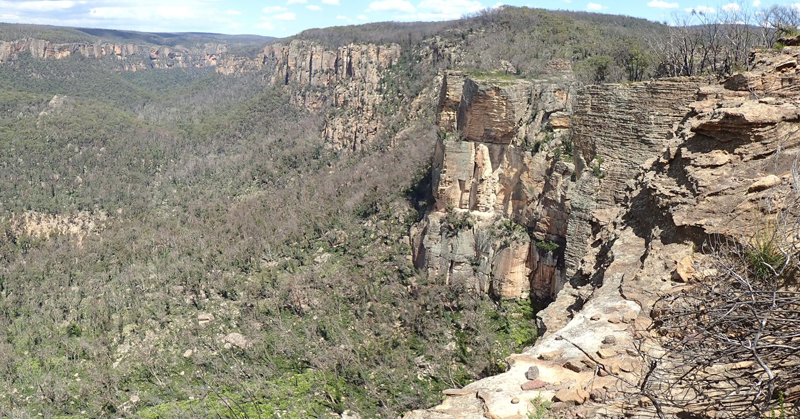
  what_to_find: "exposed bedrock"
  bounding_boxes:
[0,38,223,70]
[412,72,576,301]
[405,46,800,419]
[220,40,403,152]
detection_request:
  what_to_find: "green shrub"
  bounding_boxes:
[527,394,552,419]
[444,207,475,236]
[746,227,787,280]
[535,240,559,252]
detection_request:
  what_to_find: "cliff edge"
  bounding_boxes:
[404,45,800,419]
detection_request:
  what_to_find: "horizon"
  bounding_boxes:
[0,0,792,38]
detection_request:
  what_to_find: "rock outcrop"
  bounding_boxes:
[0,38,224,71]
[219,40,402,151]
[405,46,800,419]
[411,72,576,300]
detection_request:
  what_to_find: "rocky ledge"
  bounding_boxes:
[404,45,800,419]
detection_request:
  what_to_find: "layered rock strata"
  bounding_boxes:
[219,40,402,151]
[406,45,800,419]
[411,72,576,300]
[0,38,224,70]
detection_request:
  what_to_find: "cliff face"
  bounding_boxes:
[405,46,800,419]
[411,72,576,300]
[219,40,402,151]
[0,38,224,70]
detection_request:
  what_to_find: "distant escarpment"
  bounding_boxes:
[405,45,799,419]
[0,38,224,70]
[219,40,420,152]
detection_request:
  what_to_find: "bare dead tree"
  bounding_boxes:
[652,190,800,418]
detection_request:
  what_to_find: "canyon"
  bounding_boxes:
[216,36,799,417]
[0,15,798,418]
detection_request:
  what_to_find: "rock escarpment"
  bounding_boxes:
[219,40,402,151]
[405,46,800,419]
[411,72,576,300]
[0,38,224,70]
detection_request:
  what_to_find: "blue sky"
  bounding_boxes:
[0,0,794,37]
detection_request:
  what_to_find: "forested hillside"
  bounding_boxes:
[0,18,539,418]
[0,5,796,418]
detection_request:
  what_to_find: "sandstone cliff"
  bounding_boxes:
[411,71,576,300]
[219,40,403,151]
[404,46,800,419]
[0,38,224,71]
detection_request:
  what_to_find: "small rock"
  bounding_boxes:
[538,349,564,360]
[197,313,214,326]
[673,255,695,282]
[748,175,781,192]
[620,361,636,373]
[553,387,588,405]
[525,366,540,380]
[607,316,622,324]
[589,389,606,402]
[511,397,520,404]
[521,379,547,390]
[601,335,616,345]
[183,349,193,358]
[590,314,601,321]
[442,389,474,396]
[597,348,616,359]
[224,332,249,349]
[563,361,582,373]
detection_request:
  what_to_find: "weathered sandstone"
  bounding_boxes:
[0,38,223,71]
[406,45,800,419]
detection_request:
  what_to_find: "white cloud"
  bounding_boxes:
[254,21,275,30]
[685,5,715,13]
[156,6,194,19]
[647,0,679,8]
[336,14,348,19]
[366,0,415,13]
[286,0,306,4]
[1,0,254,35]
[586,2,603,10]
[273,11,296,20]
[414,0,483,19]
[306,4,322,10]
[225,9,241,15]
[0,13,20,19]
[357,13,367,19]
[263,6,287,12]
[0,1,82,12]
[322,0,340,4]
[753,0,760,5]
[722,2,741,12]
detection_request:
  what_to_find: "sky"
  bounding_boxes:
[0,0,795,38]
